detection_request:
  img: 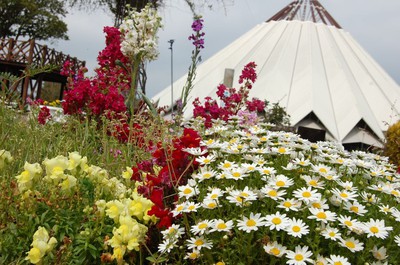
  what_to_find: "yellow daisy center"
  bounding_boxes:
[340,192,348,198]
[345,241,355,249]
[344,220,353,227]
[334,262,343,265]
[292,226,301,232]
[283,201,292,208]
[217,223,227,230]
[183,188,192,194]
[246,219,256,227]
[316,212,327,219]
[329,231,336,237]
[194,239,204,246]
[189,252,199,259]
[309,180,318,186]
[350,206,359,213]
[176,205,184,212]
[232,172,241,178]
[302,191,311,198]
[203,173,212,179]
[271,248,280,256]
[294,254,304,261]
[278,147,286,153]
[207,202,217,208]
[370,226,379,234]
[240,192,249,197]
[263,170,271,174]
[210,194,218,199]
[223,163,231,168]
[203,158,211,164]
[319,168,327,173]
[198,223,208,229]
[312,202,321,208]
[188,205,195,211]
[268,190,278,197]
[272,217,281,225]
[276,180,285,187]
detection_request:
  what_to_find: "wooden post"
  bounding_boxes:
[223,68,234,88]
[21,39,35,103]
[6,38,15,61]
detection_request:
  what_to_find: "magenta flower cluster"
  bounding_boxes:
[188,18,205,49]
[193,62,265,127]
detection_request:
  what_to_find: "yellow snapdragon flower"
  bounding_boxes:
[43,155,69,182]
[121,167,133,180]
[68,151,88,172]
[25,226,57,264]
[15,162,42,192]
[0,150,13,169]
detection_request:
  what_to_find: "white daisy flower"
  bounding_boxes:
[268,174,294,189]
[263,241,287,258]
[218,160,235,171]
[171,202,186,217]
[285,218,309,238]
[308,208,337,223]
[206,188,224,200]
[186,236,213,250]
[258,166,277,178]
[394,235,400,247]
[307,198,329,210]
[292,187,321,204]
[281,162,299,171]
[202,198,219,210]
[314,254,328,265]
[277,198,302,212]
[370,245,388,260]
[362,219,393,239]
[178,184,198,199]
[184,202,201,213]
[338,237,364,252]
[285,245,313,265]
[237,212,265,233]
[344,201,368,216]
[194,167,217,182]
[210,219,234,233]
[293,157,311,167]
[226,166,248,180]
[311,163,332,176]
[226,187,257,207]
[378,204,393,214]
[241,162,258,172]
[330,188,358,202]
[182,147,207,156]
[260,186,287,201]
[184,249,201,260]
[301,175,325,189]
[161,224,185,239]
[337,215,363,234]
[195,154,216,165]
[320,226,341,241]
[264,211,290,231]
[190,220,213,235]
[326,255,351,265]
[360,191,380,204]
[158,239,177,253]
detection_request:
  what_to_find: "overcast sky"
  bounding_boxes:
[52,0,400,98]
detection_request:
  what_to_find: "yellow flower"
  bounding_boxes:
[106,200,125,221]
[25,247,42,264]
[60,175,77,190]
[0,150,13,169]
[15,162,42,192]
[43,155,69,182]
[122,167,133,180]
[26,227,57,264]
[68,151,88,172]
[129,192,154,221]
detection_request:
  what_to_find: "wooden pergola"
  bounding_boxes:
[0,38,85,103]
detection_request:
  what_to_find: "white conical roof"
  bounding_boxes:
[152,19,400,147]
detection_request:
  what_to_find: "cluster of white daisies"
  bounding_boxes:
[157,119,400,265]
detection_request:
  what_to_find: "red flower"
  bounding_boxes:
[38,106,51,125]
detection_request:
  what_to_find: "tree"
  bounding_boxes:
[0,0,68,41]
[68,0,231,26]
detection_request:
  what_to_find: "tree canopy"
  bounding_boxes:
[0,0,68,41]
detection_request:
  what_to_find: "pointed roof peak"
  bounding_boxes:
[267,0,341,29]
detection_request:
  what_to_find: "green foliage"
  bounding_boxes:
[0,0,68,40]
[384,120,400,166]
